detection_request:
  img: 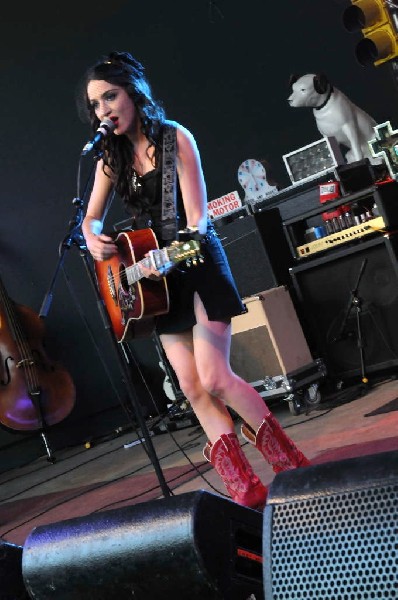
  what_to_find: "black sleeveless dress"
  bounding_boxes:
[124,139,245,335]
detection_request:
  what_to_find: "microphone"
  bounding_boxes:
[81,118,116,155]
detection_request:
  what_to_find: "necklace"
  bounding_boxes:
[131,151,145,193]
[131,169,142,193]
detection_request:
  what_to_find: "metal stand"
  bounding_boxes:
[40,431,56,464]
[38,196,88,463]
[39,157,172,498]
[26,388,56,463]
[332,258,369,386]
[77,248,172,498]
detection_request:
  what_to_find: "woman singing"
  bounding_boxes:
[79,51,309,510]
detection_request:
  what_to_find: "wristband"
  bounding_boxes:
[178,226,205,242]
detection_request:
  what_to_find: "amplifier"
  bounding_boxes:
[284,180,398,262]
[215,209,293,298]
[230,286,313,382]
[295,215,385,258]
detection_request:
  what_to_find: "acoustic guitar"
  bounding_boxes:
[94,228,200,342]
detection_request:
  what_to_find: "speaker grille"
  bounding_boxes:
[268,483,398,599]
[263,452,398,600]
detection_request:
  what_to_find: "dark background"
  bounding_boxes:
[2,0,398,468]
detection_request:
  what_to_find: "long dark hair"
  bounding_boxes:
[76,51,165,200]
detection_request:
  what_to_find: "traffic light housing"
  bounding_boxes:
[343,0,398,66]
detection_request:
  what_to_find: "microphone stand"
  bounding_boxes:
[332,258,369,386]
[35,157,93,462]
[39,150,172,499]
[39,149,96,318]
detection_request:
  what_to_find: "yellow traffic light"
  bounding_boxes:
[343,0,398,66]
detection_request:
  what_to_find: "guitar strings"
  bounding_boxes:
[100,242,196,289]
[104,257,150,289]
[0,285,41,404]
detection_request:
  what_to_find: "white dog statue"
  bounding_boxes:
[288,73,380,164]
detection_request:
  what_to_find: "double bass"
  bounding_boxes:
[0,274,75,432]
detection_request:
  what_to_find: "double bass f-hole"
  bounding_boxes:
[0,356,13,386]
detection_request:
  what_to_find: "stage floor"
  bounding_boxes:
[1,374,398,548]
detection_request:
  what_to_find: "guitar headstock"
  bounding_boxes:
[168,240,202,265]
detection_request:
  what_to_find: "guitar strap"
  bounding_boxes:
[161,124,178,241]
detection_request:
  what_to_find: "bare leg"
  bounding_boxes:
[160,294,306,508]
[160,294,269,442]
[160,329,235,443]
[189,295,309,474]
[191,294,270,428]
[160,305,269,510]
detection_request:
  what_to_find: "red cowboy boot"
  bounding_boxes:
[203,432,267,510]
[241,412,310,474]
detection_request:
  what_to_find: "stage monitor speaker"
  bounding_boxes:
[215,208,294,298]
[290,234,398,381]
[22,490,263,600]
[0,539,29,599]
[230,286,313,381]
[263,449,398,599]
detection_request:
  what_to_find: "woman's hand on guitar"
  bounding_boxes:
[86,233,118,262]
[140,260,163,281]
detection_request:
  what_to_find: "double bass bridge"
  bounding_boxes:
[16,358,35,369]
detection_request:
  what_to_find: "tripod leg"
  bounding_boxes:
[355,303,369,385]
[119,342,172,496]
[40,431,56,464]
[29,391,57,464]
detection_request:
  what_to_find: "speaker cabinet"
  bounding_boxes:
[214,208,294,298]
[263,450,398,599]
[290,234,398,381]
[0,540,29,599]
[230,286,313,382]
[22,490,263,600]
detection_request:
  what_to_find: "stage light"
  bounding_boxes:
[342,0,398,66]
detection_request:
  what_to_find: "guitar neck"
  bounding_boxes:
[112,234,200,288]
[126,251,166,285]
[0,275,33,357]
